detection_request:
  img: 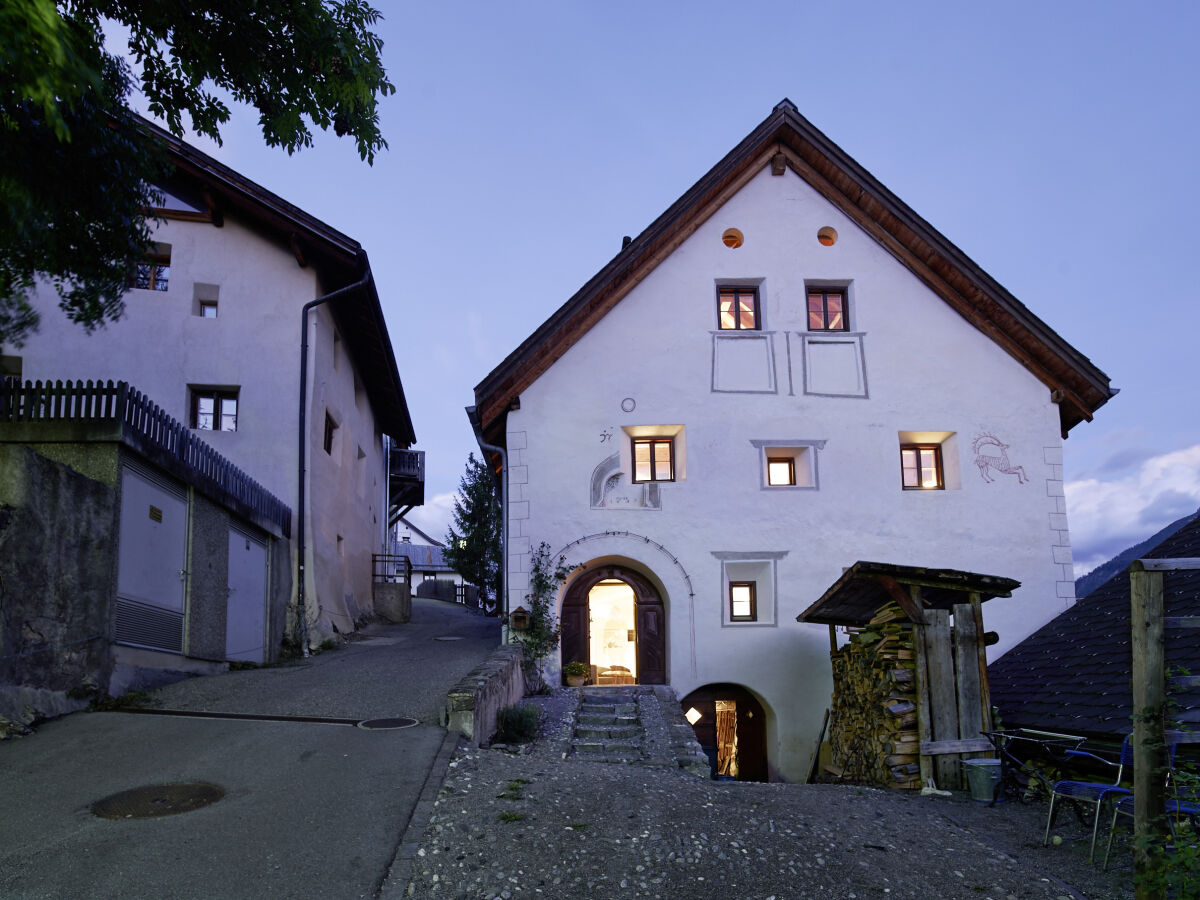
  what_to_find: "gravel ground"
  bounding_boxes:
[405,690,1135,900]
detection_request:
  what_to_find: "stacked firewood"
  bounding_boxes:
[826,602,922,789]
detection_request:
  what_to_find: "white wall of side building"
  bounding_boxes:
[504,165,1076,782]
[11,211,389,641]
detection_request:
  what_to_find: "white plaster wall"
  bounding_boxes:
[13,213,387,640]
[506,165,1074,781]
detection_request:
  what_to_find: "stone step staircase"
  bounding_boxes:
[569,687,645,762]
[567,685,710,776]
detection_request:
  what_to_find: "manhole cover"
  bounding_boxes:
[434,636,463,642]
[357,717,419,730]
[91,783,224,819]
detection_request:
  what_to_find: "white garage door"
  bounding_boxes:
[114,466,188,652]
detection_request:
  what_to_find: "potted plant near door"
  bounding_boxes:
[563,660,589,687]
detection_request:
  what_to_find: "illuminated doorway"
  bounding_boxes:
[561,566,666,684]
[680,684,767,781]
[588,579,637,683]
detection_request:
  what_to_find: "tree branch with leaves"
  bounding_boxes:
[443,453,503,615]
[1,0,395,347]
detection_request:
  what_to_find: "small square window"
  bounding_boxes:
[199,301,218,318]
[729,581,757,622]
[807,288,847,331]
[191,388,237,431]
[131,244,171,291]
[632,437,674,483]
[766,457,795,487]
[718,287,760,331]
[901,444,943,490]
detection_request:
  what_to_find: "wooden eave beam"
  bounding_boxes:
[290,232,309,268]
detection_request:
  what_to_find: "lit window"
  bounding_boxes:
[766,457,795,486]
[807,289,847,331]
[718,287,759,330]
[901,444,943,490]
[632,437,674,483]
[199,301,218,318]
[729,582,757,622]
[131,245,171,291]
[192,389,237,431]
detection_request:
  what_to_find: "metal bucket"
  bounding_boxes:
[962,758,1002,802]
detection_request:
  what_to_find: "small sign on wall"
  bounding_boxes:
[148,505,163,523]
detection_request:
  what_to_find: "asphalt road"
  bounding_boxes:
[0,598,499,899]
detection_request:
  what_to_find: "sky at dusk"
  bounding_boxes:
[118,1,1200,579]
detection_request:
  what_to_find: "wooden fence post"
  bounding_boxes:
[1130,560,1166,899]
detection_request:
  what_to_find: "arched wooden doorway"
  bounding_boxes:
[679,683,767,782]
[561,566,666,684]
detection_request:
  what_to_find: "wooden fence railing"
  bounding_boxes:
[1,379,292,537]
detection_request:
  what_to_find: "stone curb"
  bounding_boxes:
[376,728,462,899]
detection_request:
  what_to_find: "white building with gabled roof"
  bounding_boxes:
[469,100,1114,782]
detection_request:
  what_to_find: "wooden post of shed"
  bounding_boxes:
[1130,561,1167,899]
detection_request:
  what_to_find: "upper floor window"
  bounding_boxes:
[192,388,237,432]
[766,457,795,486]
[900,444,943,490]
[632,437,674,483]
[718,287,759,331]
[807,288,847,331]
[131,244,171,291]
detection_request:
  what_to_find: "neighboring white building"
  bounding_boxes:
[470,101,1114,782]
[5,120,423,650]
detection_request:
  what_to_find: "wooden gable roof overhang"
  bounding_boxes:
[473,100,1114,447]
[141,118,416,446]
[796,560,1020,627]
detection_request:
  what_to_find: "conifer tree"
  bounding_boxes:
[443,453,502,615]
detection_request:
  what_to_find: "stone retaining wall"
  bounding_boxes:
[442,645,525,745]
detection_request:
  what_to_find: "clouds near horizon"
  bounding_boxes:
[1067,443,1200,577]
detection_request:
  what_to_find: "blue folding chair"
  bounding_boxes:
[1043,735,1134,863]
[1102,762,1196,871]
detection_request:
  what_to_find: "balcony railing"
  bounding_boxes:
[1,379,292,537]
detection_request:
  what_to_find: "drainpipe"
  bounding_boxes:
[466,405,508,640]
[296,251,371,657]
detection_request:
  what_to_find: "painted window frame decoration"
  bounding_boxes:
[191,387,238,432]
[717,286,760,331]
[712,550,788,627]
[749,439,824,491]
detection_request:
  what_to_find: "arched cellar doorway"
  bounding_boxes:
[680,683,767,782]
[561,566,666,684]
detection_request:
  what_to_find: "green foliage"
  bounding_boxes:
[492,704,541,745]
[562,660,589,677]
[497,811,524,823]
[515,542,570,687]
[443,453,502,614]
[0,0,394,346]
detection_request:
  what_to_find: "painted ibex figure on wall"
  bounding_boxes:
[973,432,1027,484]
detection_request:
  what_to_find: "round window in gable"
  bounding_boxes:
[722,228,744,248]
[817,226,838,247]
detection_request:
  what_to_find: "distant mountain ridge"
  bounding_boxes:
[1074,505,1200,599]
